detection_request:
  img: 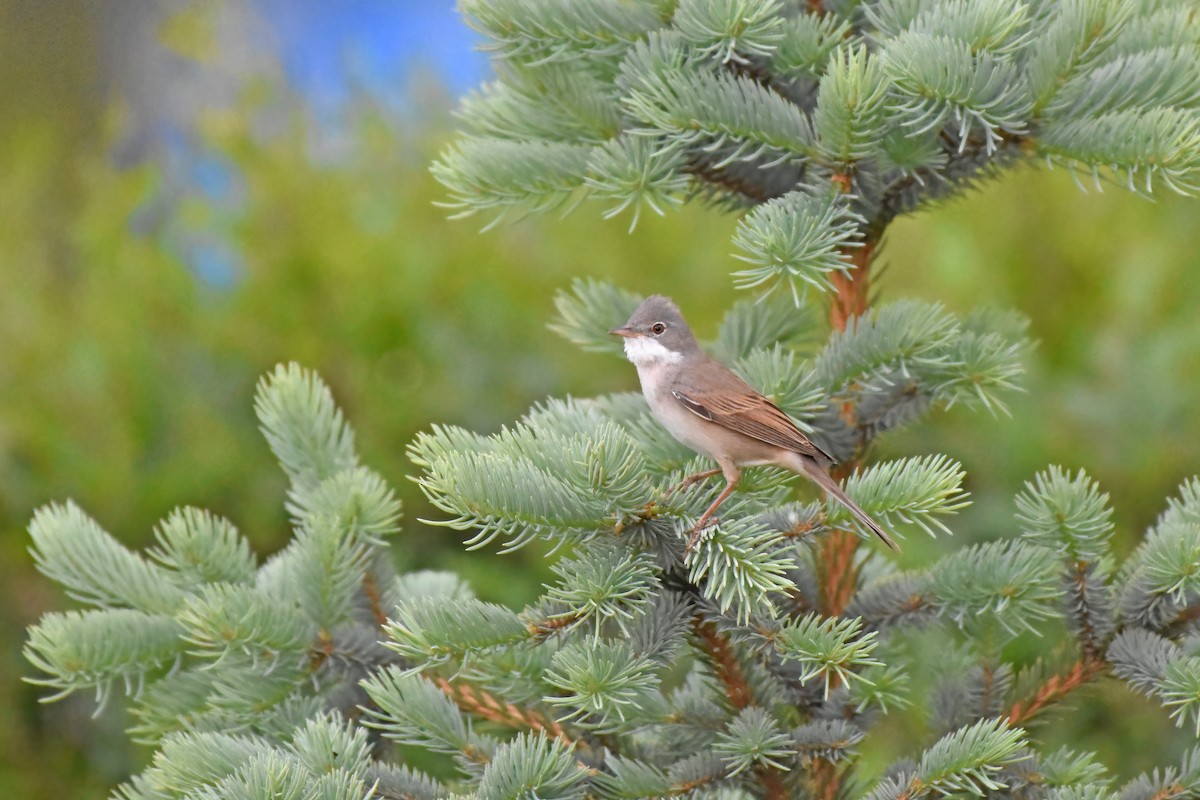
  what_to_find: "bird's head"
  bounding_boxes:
[609,295,701,367]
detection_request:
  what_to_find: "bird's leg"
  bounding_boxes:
[685,476,739,555]
[661,467,722,502]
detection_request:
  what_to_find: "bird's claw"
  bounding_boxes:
[683,516,720,556]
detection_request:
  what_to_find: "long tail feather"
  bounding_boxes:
[800,460,900,552]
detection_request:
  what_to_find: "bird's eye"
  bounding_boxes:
[651,322,666,336]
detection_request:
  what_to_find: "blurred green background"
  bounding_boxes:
[4,3,1200,798]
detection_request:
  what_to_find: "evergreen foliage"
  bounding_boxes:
[23,348,1200,799]
[22,1,1200,799]
[435,0,1200,296]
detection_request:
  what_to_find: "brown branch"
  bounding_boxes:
[434,676,569,742]
[309,628,335,671]
[811,236,879,800]
[809,759,842,800]
[692,617,753,710]
[1173,602,1200,629]
[1004,656,1108,727]
[362,572,390,627]
[819,527,860,617]
[527,613,581,641]
[829,240,875,333]
[757,764,791,800]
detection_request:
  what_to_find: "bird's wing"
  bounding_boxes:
[671,359,833,462]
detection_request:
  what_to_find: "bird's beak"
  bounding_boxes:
[608,326,637,338]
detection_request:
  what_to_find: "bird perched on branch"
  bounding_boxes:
[610,294,898,553]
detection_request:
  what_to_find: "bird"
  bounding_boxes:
[609,294,898,553]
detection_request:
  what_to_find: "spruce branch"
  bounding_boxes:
[476,732,590,800]
[586,135,691,229]
[729,188,863,301]
[1039,745,1110,789]
[148,507,256,590]
[769,612,883,698]
[1004,657,1108,727]
[1037,107,1200,195]
[931,541,1063,639]
[433,677,569,742]
[770,11,853,80]
[1160,657,1200,736]
[1016,466,1115,566]
[692,616,754,710]
[382,597,530,669]
[132,730,277,799]
[361,666,495,762]
[176,583,314,666]
[715,293,820,361]
[1119,745,1200,800]
[673,0,787,65]
[814,298,960,395]
[594,756,672,798]
[368,762,447,800]
[24,609,184,706]
[1044,47,1200,122]
[620,33,816,162]
[29,501,187,615]
[713,705,793,775]
[459,0,662,69]
[791,718,866,762]
[1107,627,1177,698]
[544,637,663,726]
[544,538,662,636]
[836,454,970,539]
[550,278,644,355]
[430,137,593,227]
[1024,0,1130,114]
[687,517,797,621]
[813,45,892,165]
[254,363,358,494]
[458,65,621,144]
[912,718,1028,797]
[881,32,1031,154]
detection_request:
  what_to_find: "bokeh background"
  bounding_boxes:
[4,2,1200,797]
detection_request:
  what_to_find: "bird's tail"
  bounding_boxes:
[800,460,900,552]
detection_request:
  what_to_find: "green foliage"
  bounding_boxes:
[772,613,882,698]
[25,609,183,705]
[1015,466,1114,565]
[29,502,188,614]
[15,2,1200,798]
[434,0,1200,293]
[712,706,792,775]
[14,341,1200,800]
[931,540,1062,638]
[729,189,862,301]
[383,597,528,667]
[24,341,1200,800]
[544,638,661,725]
[915,717,1026,796]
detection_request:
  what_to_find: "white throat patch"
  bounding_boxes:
[623,336,684,367]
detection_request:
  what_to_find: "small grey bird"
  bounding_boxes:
[610,295,898,553]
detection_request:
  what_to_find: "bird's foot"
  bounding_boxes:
[663,468,722,502]
[683,516,720,556]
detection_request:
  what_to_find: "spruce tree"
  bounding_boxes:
[24,2,1200,800]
